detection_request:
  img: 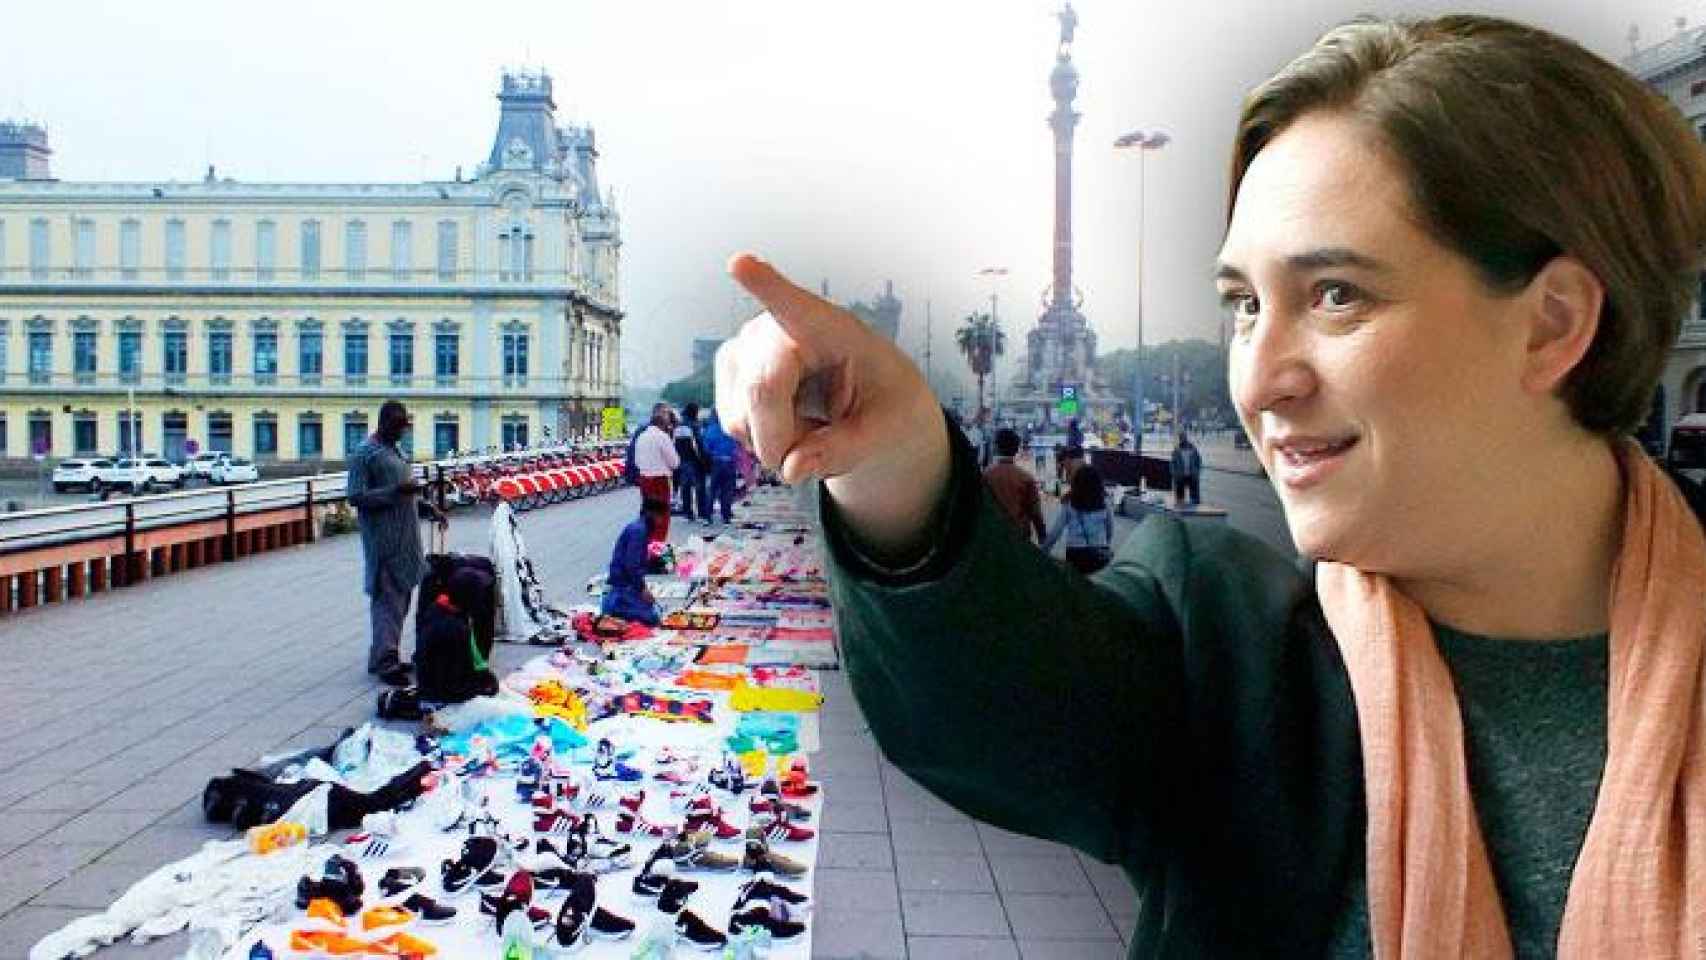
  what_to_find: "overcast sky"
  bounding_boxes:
[2,0,1698,390]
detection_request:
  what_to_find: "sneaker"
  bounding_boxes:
[359,905,414,931]
[741,838,808,879]
[617,790,647,814]
[296,855,365,915]
[781,758,818,799]
[708,758,748,794]
[615,811,677,838]
[662,834,742,873]
[344,832,398,861]
[749,796,813,822]
[632,868,668,899]
[751,816,816,843]
[734,873,811,911]
[656,877,699,914]
[440,836,501,895]
[729,903,806,941]
[399,893,457,925]
[668,783,712,811]
[673,909,728,951]
[684,809,742,841]
[286,929,370,956]
[248,942,275,960]
[378,866,425,899]
[590,906,637,940]
[304,897,349,929]
[532,866,577,893]
[367,930,439,957]
[535,810,582,836]
[378,665,413,687]
[548,897,589,952]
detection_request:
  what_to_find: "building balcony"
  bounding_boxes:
[0,264,607,301]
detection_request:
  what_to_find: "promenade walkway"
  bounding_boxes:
[0,485,1138,959]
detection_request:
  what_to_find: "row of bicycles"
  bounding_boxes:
[428,441,629,513]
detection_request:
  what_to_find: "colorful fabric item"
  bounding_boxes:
[729,678,823,713]
[606,691,715,724]
[695,644,750,666]
[1316,439,1706,959]
[440,715,587,764]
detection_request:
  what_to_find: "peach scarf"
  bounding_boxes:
[1316,439,1706,959]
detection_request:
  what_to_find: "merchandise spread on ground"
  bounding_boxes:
[29,487,838,960]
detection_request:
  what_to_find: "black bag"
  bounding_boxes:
[414,552,499,703]
[376,686,425,721]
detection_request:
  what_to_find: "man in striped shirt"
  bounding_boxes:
[347,400,445,686]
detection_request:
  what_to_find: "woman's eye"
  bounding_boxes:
[1315,281,1363,310]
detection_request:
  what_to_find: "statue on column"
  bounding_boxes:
[1057,3,1078,52]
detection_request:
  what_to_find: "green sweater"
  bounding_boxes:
[819,419,1629,958]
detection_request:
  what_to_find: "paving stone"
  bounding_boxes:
[1003,894,1118,940]
[95,827,217,865]
[989,854,1095,895]
[1079,856,1139,917]
[818,832,894,871]
[1018,939,1128,959]
[900,890,1011,937]
[32,858,157,909]
[889,818,981,854]
[895,852,996,894]
[811,867,900,913]
[6,785,99,814]
[0,843,109,913]
[978,823,1078,858]
[819,799,888,834]
[810,905,908,959]
[909,935,1024,960]
[0,811,77,848]
[39,809,173,846]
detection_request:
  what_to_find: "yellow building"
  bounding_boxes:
[0,70,622,465]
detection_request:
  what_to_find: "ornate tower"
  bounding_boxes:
[0,121,52,180]
[1010,4,1111,426]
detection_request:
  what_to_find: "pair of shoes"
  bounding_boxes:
[441,836,506,895]
[729,903,807,941]
[742,838,809,878]
[631,858,700,913]
[674,909,728,951]
[296,855,365,916]
[735,872,810,913]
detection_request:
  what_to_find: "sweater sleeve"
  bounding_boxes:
[820,415,1187,864]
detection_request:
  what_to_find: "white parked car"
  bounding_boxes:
[52,459,111,492]
[183,452,227,479]
[99,457,183,493]
[210,457,259,484]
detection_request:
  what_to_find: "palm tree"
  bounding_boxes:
[954,311,1006,417]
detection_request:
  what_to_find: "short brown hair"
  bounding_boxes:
[1230,15,1706,435]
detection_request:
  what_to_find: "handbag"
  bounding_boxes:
[1065,509,1111,574]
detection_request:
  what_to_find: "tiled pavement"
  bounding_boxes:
[0,484,1140,959]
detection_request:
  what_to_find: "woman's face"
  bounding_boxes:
[1218,112,1534,570]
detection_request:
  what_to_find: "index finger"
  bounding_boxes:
[727,253,850,369]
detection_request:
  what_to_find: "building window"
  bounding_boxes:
[345,220,367,282]
[28,411,52,457]
[207,412,233,455]
[164,329,188,386]
[118,328,141,385]
[161,411,187,461]
[120,219,141,281]
[28,329,51,385]
[344,329,368,384]
[301,219,321,281]
[343,414,368,458]
[298,414,324,458]
[30,218,49,280]
[433,417,459,458]
[209,328,232,385]
[254,329,278,385]
[299,328,323,384]
[256,220,276,282]
[211,220,231,281]
[0,219,7,281]
[73,329,97,385]
[503,329,529,387]
[437,221,457,281]
[391,220,412,281]
[253,413,278,459]
[73,219,95,279]
[0,331,8,384]
[165,219,186,282]
[501,415,529,451]
[0,413,7,455]
[118,409,141,457]
[389,329,414,385]
[72,412,97,456]
[435,331,459,385]
[499,226,534,282]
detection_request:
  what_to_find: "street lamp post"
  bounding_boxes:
[1114,128,1170,457]
[977,267,1009,422]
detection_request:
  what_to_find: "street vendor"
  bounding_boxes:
[712,13,1706,958]
[600,498,669,626]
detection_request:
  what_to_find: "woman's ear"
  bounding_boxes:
[1520,255,1604,395]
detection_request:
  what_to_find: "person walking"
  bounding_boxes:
[1041,464,1114,574]
[1171,431,1203,508]
[632,403,679,544]
[984,427,1046,543]
[702,408,740,525]
[673,402,711,525]
[346,400,445,686]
